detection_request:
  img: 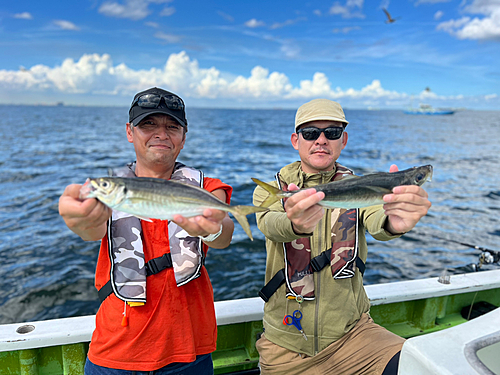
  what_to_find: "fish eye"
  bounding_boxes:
[416,173,425,181]
[101,181,109,188]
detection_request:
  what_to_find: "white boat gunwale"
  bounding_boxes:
[1,269,499,353]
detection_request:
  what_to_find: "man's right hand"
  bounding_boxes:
[59,184,111,241]
[284,184,325,235]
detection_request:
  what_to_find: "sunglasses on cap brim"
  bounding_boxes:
[131,93,185,111]
[297,126,344,141]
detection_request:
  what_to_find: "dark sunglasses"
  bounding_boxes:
[297,126,344,141]
[131,93,185,111]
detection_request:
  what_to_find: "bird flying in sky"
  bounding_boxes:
[383,8,399,24]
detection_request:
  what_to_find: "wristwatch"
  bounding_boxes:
[199,224,223,242]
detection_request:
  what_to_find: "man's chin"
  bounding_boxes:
[304,161,336,173]
[310,155,334,166]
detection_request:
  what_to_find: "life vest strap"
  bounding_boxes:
[145,253,173,276]
[98,253,174,303]
[310,248,332,272]
[259,252,365,302]
[98,280,114,304]
[258,269,286,303]
[310,248,365,275]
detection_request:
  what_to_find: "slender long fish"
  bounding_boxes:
[79,177,269,241]
[252,165,433,209]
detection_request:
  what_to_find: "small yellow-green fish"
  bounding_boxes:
[253,165,433,209]
[79,177,268,241]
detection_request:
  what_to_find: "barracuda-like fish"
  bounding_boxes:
[79,177,269,241]
[253,165,433,209]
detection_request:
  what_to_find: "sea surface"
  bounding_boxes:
[0,105,499,324]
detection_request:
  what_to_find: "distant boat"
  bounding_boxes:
[404,103,454,115]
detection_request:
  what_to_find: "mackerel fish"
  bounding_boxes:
[79,177,269,241]
[252,165,433,209]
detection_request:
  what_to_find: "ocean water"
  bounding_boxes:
[0,105,499,324]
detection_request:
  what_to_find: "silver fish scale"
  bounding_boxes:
[106,179,227,220]
[116,196,212,220]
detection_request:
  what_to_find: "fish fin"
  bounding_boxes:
[364,186,393,194]
[251,178,285,208]
[231,205,269,241]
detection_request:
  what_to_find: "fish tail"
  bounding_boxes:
[231,205,269,241]
[251,178,284,208]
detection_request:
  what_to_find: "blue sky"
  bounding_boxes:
[0,0,499,109]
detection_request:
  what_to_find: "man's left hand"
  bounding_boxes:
[172,208,227,239]
[171,188,234,248]
[382,164,432,235]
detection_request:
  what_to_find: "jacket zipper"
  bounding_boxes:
[314,211,326,355]
[315,173,331,355]
[314,268,320,354]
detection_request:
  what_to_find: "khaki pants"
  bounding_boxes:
[256,313,404,375]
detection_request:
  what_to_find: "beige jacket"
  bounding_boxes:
[253,161,401,356]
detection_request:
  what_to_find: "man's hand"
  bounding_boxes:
[59,184,111,241]
[383,164,432,234]
[284,184,325,235]
[171,189,234,249]
[172,208,227,237]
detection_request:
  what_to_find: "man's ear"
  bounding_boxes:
[291,132,299,150]
[126,123,134,143]
[341,131,348,149]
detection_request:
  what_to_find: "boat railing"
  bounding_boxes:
[1,269,499,374]
[1,269,499,353]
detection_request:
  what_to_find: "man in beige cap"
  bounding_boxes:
[253,99,431,375]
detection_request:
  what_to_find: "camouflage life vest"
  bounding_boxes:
[105,162,204,304]
[279,163,359,301]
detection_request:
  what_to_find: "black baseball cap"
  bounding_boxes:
[129,87,188,129]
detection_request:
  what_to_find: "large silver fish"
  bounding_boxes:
[79,177,269,241]
[253,165,433,209]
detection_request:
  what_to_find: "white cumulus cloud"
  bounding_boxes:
[228,66,293,98]
[437,0,500,40]
[0,51,493,108]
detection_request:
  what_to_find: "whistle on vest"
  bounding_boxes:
[121,301,145,327]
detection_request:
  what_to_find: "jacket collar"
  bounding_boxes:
[279,161,338,188]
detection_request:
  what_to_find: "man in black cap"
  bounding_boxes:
[59,87,234,374]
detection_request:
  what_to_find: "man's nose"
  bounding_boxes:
[315,132,328,144]
[154,125,170,138]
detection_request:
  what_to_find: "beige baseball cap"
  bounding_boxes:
[295,99,349,131]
